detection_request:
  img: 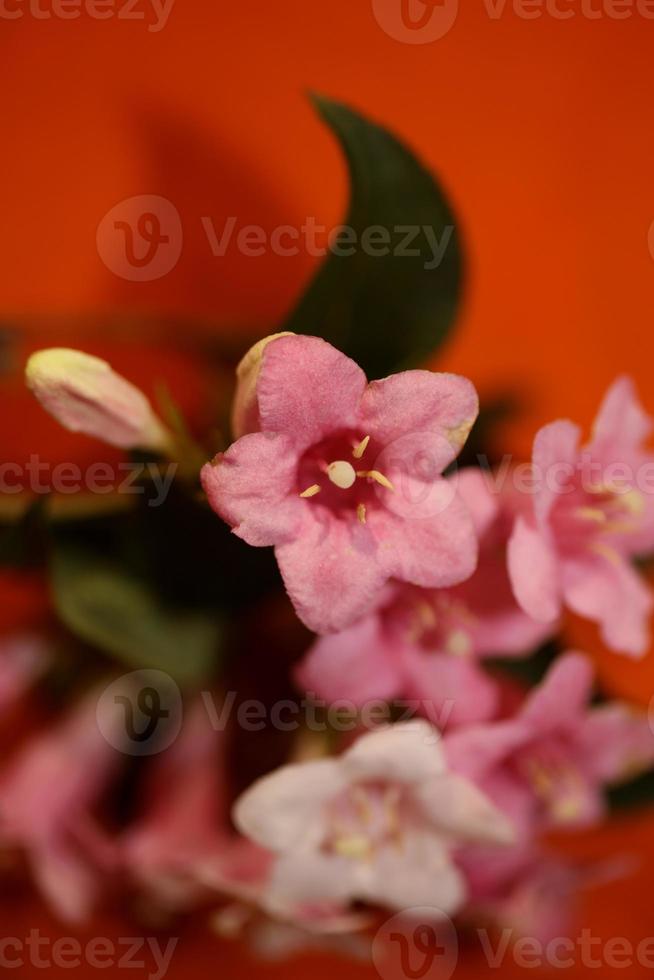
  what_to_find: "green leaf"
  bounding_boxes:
[283,94,464,378]
[50,545,221,686]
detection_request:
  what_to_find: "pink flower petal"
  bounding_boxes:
[201,431,303,547]
[366,832,466,914]
[415,773,515,845]
[233,759,345,852]
[373,491,478,589]
[256,335,367,450]
[507,516,561,623]
[590,376,652,456]
[275,512,388,633]
[401,650,499,728]
[561,552,653,656]
[359,371,478,474]
[520,652,594,730]
[532,420,580,526]
[295,615,403,705]
[343,720,445,783]
[578,704,654,783]
[445,720,529,783]
[29,843,99,923]
[266,850,356,911]
[455,467,500,539]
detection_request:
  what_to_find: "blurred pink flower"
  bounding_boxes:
[0,687,122,921]
[202,334,479,633]
[121,699,234,910]
[445,652,654,841]
[296,468,551,727]
[0,634,49,713]
[233,720,514,918]
[508,376,654,655]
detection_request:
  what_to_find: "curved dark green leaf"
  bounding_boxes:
[50,545,221,687]
[284,94,464,378]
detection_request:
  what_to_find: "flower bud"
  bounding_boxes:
[231,332,294,439]
[26,348,171,452]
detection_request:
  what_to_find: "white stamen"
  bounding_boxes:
[357,503,367,525]
[299,484,321,498]
[327,460,357,490]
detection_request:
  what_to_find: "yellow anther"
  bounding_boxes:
[327,460,357,490]
[357,503,367,525]
[622,488,645,516]
[352,435,370,460]
[299,484,321,498]
[550,797,582,823]
[576,507,607,524]
[446,629,473,657]
[357,469,395,492]
[333,835,373,860]
[590,541,621,565]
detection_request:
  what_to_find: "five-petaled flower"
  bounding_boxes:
[445,652,654,840]
[202,334,480,633]
[232,720,514,918]
[507,377,654,656]
[296,468,552,727]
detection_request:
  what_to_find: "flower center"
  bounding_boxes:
[554,479,645,558]
[517,744,585,824]
[298,431,394,525]
[396,593,475,656]
[325,783,404,862]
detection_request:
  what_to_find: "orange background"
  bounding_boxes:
[2,0,654,976]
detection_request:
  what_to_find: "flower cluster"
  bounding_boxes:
[3,335,654,953]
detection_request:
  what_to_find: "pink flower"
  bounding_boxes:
[121,700,235,910]
[296,469,552,727]
[26,348,171,452]
[201,334,479,633]
[507,377,654,655]
[0,688,123,921]
[463,850,603,945]
[445,652,654,841]
[0,634,49,713]
[233,720,514,918]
